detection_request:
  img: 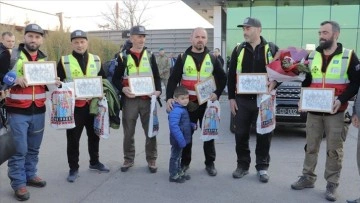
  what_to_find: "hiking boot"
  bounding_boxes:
[148,160,157,173]
[347,197,360,203]
[257,170,269,183]
[291,176,315,190]
[26,176,47,188]
[169,174,185,183]
[14,187,30,201]
[67,170,79,183]
[120,160,134,172]
[232,167,249,179]
[325,182,338,202]
[205,164,217,176]
[89,162,110,173]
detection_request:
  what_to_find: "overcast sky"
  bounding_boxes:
[0,0,213,31]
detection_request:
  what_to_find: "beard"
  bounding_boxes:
[25,42,40,52]
[319,37,334,50]
[194,43,204,51]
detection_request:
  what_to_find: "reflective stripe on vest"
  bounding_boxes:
[10,93,46,100]
[62,54,101,82]
[236,43,272,73]
[309,48,351,85]
[62,53,101,107]
[180,54,213,98]
[308,48,352,112]
[6,51,47,108]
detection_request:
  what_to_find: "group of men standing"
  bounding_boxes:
[1,16,360,202]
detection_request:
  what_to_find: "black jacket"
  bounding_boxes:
[302,43,360,104]
[166,46,227,101]
[0,43,11,83]
[227,36,279,100]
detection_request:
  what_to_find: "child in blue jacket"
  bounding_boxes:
[168,86,192,183]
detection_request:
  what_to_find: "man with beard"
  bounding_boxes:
[166,27,226,177]
[6,24,60,201]
[291,21,360,202]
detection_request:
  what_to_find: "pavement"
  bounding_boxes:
[0,96,360,203]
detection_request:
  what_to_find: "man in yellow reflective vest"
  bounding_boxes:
[6,24,60,201]
[291,21,360,202]
[166,27,227,178]
[57,30,109,183]
[112,25,161,173]
[227,17,279,184]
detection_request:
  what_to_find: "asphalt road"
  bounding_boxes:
[0,97,359,203]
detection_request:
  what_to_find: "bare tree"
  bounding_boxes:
[100,0,149,30]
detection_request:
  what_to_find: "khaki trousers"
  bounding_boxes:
[302,112,347,184]
[122,97,157,162]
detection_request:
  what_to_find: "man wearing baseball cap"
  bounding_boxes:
[112,25,162,173]
[228,17,279,183]
[57,29,109,183]
[6,23,59,201]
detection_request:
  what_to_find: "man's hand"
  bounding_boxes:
[229,99,238,116]
[151,90,161,98]
[122,87,135,98]
[332,99,341,114]
[352,114,359,128]
[15,77,28,88]
[267,80,277,92]
[55,77,61,87]
[209,93,218,101]
[166,98,174,112]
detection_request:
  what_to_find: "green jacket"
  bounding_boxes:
[90,79,121,129]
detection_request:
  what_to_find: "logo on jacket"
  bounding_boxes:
[186,66,194,72]
[333,60,339,64]
[128,64,134,70]
[312,66,319,74]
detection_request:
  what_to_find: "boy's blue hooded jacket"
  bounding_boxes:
[168,102,192,148]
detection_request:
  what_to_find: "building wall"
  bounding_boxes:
[226,1,360,56]
[88,29,214,56]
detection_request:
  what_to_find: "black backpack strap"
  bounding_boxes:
[9,48,21,71]
[235,42,246,57]
[268,42,277,57]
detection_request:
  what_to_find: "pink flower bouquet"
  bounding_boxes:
[266,47,310,82]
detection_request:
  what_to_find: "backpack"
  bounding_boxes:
[104,51,127,93]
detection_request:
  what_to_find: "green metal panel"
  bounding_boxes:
[226,0,360,56]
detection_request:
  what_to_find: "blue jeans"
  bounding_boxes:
[169,145,182,177]
[7,113,45,190]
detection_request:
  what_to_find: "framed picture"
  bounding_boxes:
[128,76,155,96]
[237,73,268,94]
[299,88,335,113]
[23,61,57,85]
[73,76,103,99]
[194,76,216,105]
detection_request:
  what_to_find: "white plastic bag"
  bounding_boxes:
[148,95,159,138]
[256,92,276,135]
[48,82,75,129]
[200,100,221,141]
[94,97,110,139]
